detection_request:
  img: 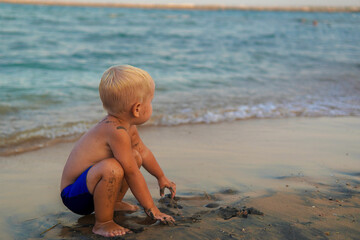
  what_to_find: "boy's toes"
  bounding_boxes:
[113,230,123,236]
[116,227,129,236]
[106,232,115,237]
[93,220,129,237]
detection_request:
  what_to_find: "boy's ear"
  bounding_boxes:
[131,103,141,118]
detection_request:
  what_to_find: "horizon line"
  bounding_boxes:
[1,0,360,12]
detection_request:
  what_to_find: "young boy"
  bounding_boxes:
[60,65,176,237]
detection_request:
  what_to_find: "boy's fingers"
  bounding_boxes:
[171,182,176,191]
[160,186,176,198]
[159,217,169,224]
[162,216,175,224]
[169,184,176,198]
[160,187,165,197]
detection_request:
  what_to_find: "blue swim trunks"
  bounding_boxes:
[61,166,94,215]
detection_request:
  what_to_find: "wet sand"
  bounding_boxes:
[1,0,360,12]
[0,117,359,239]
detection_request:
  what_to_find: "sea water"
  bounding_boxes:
[1,3,360,154]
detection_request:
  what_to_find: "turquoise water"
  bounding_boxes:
[1,3,360,154]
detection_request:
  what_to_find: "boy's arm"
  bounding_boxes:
[142,145,177,199]
[130,126,176,198]
[108,128,174,223]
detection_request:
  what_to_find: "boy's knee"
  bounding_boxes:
[132,149,142,168]
[86,158,124,194]
[100,158,124,179]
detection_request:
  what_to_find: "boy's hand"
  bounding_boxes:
[158,176,176,199]
[145,206,175,224]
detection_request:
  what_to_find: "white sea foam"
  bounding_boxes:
[151,99,360,126]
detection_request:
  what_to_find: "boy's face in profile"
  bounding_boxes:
[136,81,155,125]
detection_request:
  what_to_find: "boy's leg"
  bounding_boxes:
[86,158,131,237]
[114,149,143,212]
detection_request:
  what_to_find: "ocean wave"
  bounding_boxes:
[151,100,360,126]
[1,99,359,156]
[0,104,19,114]
[83,32,145,42]
[0,121,95,156]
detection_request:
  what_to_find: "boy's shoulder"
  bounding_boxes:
[91,117,141,150]
[102,123,138,160]
[85,118,128,143]
[96,118,127,133]
[107,124,142,152]
[98,120,132,146]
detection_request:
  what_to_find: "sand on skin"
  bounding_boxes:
[0,117,359,239]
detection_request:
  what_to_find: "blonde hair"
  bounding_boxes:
[99,65,154,115]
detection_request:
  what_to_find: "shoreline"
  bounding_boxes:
[2,116,360,158]
[1,0,360,12]
[0,117,359,239]
[1,116,359,157]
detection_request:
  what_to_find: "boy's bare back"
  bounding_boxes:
[61,116,140,191]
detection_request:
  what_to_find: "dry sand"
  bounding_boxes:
[0,117,359,239]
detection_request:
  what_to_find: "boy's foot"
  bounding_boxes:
[93,220,131,237]
[114,201,140,212]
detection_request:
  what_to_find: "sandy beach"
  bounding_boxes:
[0,117,359,239]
